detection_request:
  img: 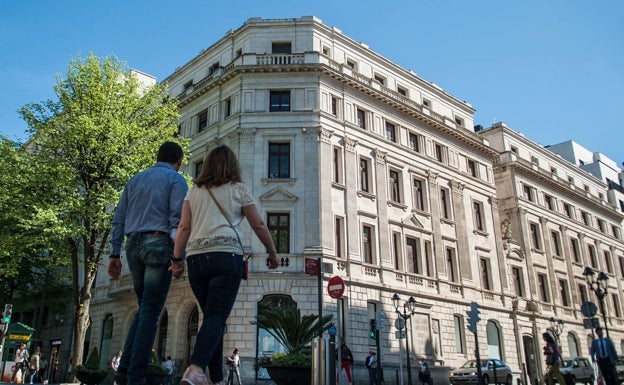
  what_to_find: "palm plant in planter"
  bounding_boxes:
[74,347,110,385]
[145,351,170,385]
[254,307,333,385]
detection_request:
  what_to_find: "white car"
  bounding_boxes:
[449,359,513,385]
[559,357,594,385]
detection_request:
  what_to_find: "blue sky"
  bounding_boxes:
[1,0,622,164]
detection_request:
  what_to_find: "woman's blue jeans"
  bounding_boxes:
[187,252,242,383]
[118,233,173,385]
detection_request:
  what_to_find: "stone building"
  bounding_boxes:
[84,16,623,385]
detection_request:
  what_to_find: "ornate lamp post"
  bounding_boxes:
[582,267,610,338]
[393,294,416,385]
[549,317,565,349]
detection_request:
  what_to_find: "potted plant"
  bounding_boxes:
[253,307,333,385]
[74,347,110,385]
[145,351,169,385]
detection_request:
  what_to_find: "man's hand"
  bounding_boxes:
[169,260,185,278]
[267,254,279,269]
[108,258,122,280]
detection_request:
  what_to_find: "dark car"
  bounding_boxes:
[559,357,594,385]
[449,358,513,385]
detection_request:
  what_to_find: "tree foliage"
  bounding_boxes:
[16,53,185,371]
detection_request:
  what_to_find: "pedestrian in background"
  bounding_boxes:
[542,333,565,385]
[226,348,241,385]
[336,339,354,385]
[589,327,618,385]
[162,356,174,385]
[11,343,29,383]
[108,141,188,385]
[29,347,40,384]
[173,145,278,385]
[365,350,377,385]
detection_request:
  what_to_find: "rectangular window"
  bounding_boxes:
[440,187,451,220]
[537,273,550,302]
[467,159,477,177]
[335,217,345,259]
[619,256,624,278]
[397,85,408,96]
[473,201,485,231]
[434,143,444,162]
[385,121,396,142]
[512,267,525,297]
[612,225,621,240]
[356,108,367,129]
[424,241,433,277]
[393,232,402,270]
[604,251,613,274]
[480,258,492,291]
[331,96,338,116]
[588,244,597,268]
[581,211,590,226]
[455,117,464,127]
[198,109,208,132]
[529,222,541,249]
[422,98,431,108]
[612,294,622,318]
[194,161,203,179]
[224,97,232,118]
[544,194,555,211]
[359,158,371,193]
[268,143,290,178]
[270,90,291,112]
[374,74,386,85]
[389,169,402,203]
[446,247,457,283]
[563,203,574,219]
[579,285,588,305]
[406,237,421,274]
[551,231,562,257]
[413,177,426,211]
[333,147,343,184]
[272,42,292,54]
[559,279,570,307]
[408,132,421,152]
[346,59,357,70]
[362,225,374,264]
[268,213,290,253]
[597,219,606,233]
[454,315,465,354]
[570,238,581,263]
[523,184,534,202]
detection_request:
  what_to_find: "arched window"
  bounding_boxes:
[567,333,579,357]
[256,295,296,380]
[186,307,199,367]
[486,321,502,359]
[157,310,169,360]
[100,315,114,369]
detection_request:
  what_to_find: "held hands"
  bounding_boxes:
[169,259,185,278]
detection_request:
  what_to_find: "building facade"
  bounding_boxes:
[83,17,623,385]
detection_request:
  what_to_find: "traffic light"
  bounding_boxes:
[466,301,480,333]
[2,304,12,324]
[369,319,376,339]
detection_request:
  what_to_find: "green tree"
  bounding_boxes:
[18,53,185,374]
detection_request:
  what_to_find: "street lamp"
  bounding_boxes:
[393,294,416,385]
[582,267,610,338]
[549,317,565,349]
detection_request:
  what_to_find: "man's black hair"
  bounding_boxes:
[157,142,183,163]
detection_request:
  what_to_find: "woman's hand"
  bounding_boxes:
[169,259,185,278]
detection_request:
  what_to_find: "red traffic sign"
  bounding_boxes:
[327,276,345,299]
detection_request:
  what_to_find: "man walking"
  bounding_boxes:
[589,327,618,385]
[365,351,377,385]
[108,141,188,385]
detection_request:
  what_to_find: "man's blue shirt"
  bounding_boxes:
[110,162,188,255]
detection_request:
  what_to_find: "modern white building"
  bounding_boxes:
[83,17,624,385]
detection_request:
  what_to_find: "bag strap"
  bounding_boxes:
[207,188,247,258]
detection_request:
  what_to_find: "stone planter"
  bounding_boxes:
[264,365,311,385]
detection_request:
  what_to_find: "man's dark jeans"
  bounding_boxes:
[118,233,173,385]
[187,252,242,383]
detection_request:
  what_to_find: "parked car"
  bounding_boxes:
[615,355,624,384]
[559,357,594,385]
[449,358,513,385]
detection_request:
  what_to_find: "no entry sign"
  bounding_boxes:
[327,276,345,299]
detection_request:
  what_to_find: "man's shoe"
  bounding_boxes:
[180,365,209,385]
